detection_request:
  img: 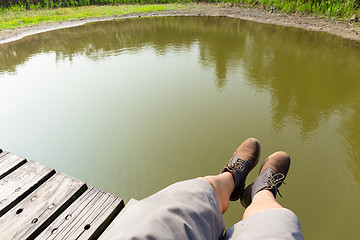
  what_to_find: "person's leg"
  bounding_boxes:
[102,138,261,240]
[200,172,234,213]
[225,207,303,240]
[240,151,291,212]
[224,151,303,240]
[242,189,291,219]
[102,178,227,240]
[201,137,261,213]
[103,139,260,239]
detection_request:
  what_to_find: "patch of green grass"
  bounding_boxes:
[0,0,190,9]
[0,4,187,30]
[229,0,360,20]
[212,0,359,19]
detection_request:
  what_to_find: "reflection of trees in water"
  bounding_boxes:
[0,17,247,87]
[1,16,360,183]
[238,24,360,183]
[342,100,360,185]
[243,27,360,136]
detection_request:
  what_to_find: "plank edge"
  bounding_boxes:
[0,158,27,180]
[90,198,125,240]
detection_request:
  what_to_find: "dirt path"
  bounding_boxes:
[1,3,359,44]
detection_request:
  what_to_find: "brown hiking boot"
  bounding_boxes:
[221,138,261,201]
[240,151,290,208]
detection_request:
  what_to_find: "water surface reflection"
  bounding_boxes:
[1,16,360,239]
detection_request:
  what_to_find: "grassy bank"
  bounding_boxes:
[1,0,360,18]
[0,1,359,31]
[0,4,187,30]
[232,0,360,18]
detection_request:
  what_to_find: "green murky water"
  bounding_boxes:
[1,16,359,239]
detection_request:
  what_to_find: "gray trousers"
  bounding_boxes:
[102,179,304,240]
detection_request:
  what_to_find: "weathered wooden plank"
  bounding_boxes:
[0,160,55,217]
[99,199,138,239]
[36,187,124,240]
[0,172,87,240]
[0,151,27,180]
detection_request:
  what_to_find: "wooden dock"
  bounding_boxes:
[0,149,125,240]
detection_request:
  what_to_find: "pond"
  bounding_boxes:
[0,16,359,239]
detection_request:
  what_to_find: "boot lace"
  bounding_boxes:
[228,158,245,171]
[265,171,286,197]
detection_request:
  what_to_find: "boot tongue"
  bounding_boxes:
[232,160,251,183]
[229,159,252,201]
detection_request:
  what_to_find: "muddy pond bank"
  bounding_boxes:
[0,3,359,44]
